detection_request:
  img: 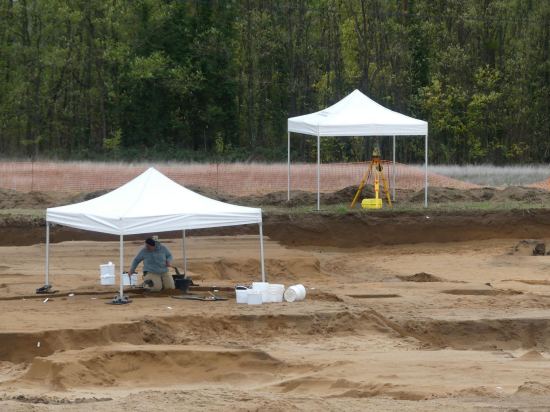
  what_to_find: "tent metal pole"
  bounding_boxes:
[45,222,50,286]
[119,235,124,298]
[287,131,290,202]
[317,133,320,211]
[182,229,187,275]
[425,133,429,208]
[259,223,266,282]
[392,135,396,201]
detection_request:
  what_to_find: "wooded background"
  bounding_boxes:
[0,0,548,164]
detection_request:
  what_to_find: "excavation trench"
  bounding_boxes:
[0,310,393,364]
[3,309,550,367]
[4,210,550,248]
[396,317,550,351]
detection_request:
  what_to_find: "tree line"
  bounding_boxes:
[0,0,548,164]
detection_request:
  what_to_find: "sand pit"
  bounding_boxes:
[3,212,550,410]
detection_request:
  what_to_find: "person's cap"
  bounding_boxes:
[145,237,156,246]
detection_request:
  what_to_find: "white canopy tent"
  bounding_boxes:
[287,89,429,210]
[45,167,265,301]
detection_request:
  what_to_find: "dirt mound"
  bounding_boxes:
[19,345,294,390]
[10,184,547,212]
[493,186,550,203]
[0,189,57,209]
[397,272,444,282]
[515,381,550,396]
[274,377,423,400]
[516,350,545,361]
[67,189,110,204]
[408,187,486,204]
[511,239,547,256]
[449,386,500,398]
[239,186,404,207]
[407,185,550,205]
[0,188,110,210]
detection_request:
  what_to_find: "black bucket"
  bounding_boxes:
[173,275,192,293]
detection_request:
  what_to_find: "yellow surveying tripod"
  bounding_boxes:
[350,145,393,209]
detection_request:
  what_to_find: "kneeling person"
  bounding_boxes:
[129,237,175,291]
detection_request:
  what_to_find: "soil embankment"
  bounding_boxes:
[3,209,550,248]
[3,184,550,247]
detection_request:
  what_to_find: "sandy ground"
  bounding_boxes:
[1,233,550,411]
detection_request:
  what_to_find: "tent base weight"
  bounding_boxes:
[107,295,132,305]
[36,284,54,294]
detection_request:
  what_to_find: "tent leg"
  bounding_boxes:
[37,223,52,293]
[259,223,266,282]
[287,131,291,202]
[182,229,187,275]
[317,133,320,211]
[424,133,429,208]
[45,222,50,286]
[119,235,124,298]
[392,135,396,201]
[108,235,131,304]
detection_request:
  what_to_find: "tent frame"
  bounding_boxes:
[42,168,267,303]
[286,90,428,210]
[42,223,266,303]
[286,132,429,210]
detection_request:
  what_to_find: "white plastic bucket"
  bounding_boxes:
[247,290,263,305]
[252,282,270,303]
[235,286,248,304]
[122,273,138,286]
[284,284,306,302]
[100,275,116,285]
[100,262,115,285]
[100,262,115,276]
[266,284,285,303]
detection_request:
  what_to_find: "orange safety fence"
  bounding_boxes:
[0,161,479,195]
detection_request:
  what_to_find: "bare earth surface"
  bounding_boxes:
[2,183,550,410]
[2,228,550,410]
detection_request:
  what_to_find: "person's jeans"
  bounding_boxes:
[143,272,175,291]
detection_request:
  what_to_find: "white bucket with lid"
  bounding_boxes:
[100,262,115,285]
[247,289,262,305]
[284,284,306,302]
[266,284,285,303]
[252,282,269,292]
[235,286,248,304]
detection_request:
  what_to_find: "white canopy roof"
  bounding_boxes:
[46,167,262,235]
[287,89,427,136]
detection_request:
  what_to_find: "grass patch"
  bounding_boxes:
[0,209,45,217]
[431,164,550,186]
[262,200,550,215]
